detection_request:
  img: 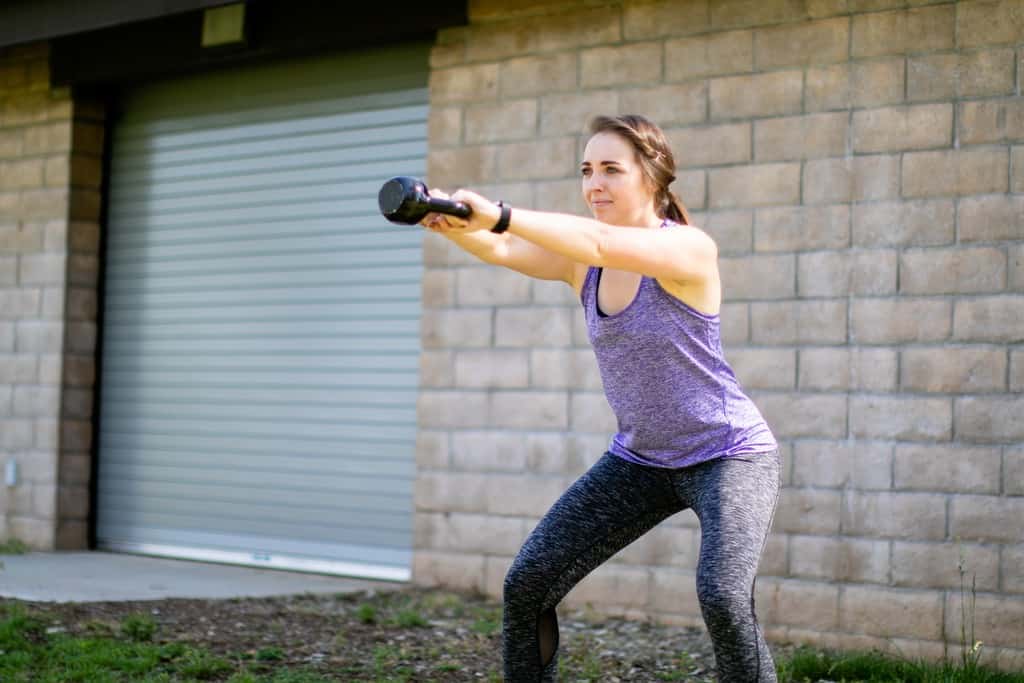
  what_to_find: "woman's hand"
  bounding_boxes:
[419,188,501,235]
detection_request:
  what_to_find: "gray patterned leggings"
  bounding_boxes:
[502,449,781,682]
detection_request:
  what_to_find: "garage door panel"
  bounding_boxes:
[114,103,427,157]
[110,139,427,187]
[109,158,426,206]
[105,231,422,265]
[96,43,427,580]
[100,431,413,458]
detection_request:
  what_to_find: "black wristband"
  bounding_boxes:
[490,201,511,234]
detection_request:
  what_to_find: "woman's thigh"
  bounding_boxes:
[505,452,682,609]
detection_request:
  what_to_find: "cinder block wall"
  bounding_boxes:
[415,0,1024,666]
[0,42,104,550]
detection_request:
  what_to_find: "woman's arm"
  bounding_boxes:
[439,190,718,285]
[434,224,578,284]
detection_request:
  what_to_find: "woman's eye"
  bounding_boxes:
[581,168,591,177]
[606,167,618,173]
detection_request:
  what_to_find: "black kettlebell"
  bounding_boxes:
[378,176,472,225]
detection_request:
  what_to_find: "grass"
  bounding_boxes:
[2,588,1022,682]
[0,538,29,554]
[776,646,1024,682]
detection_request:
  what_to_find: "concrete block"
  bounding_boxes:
[959,98,1024,145]
[804,155,900,204]
[485,473,567,517]
[853,104,952,153]
[840,585,944,640]
[900,246,1006,295]
[908,48,1016,101]
[756,577,840,630]
[450,430,528,472]
[902,147,1009,198]
[701,210,752,254]
[414,472,490,514]
[1012,145,1024,194]
[758,393,847,439]
[851,5,954,57]
[709,70,803,120]
[956,0,1024,48]
[649,568,703,617]
[798,347,897,391]
[0,353,36,383]
[725,347,796,390]
[951,495,1024,544]
[495,307,572,347]
[806,59,906,111]
[754,16,848,69]
[852,199,954,247]
[454,349,529,389]
[790,535,890,583]
[892,541,999,591]
[427,145,499,187]
[720,302,749,346]
[489,391,568,429]
[754,112,848,162]
[798,249,896,297]
[842,491,948,540]
[850,297,951,343]
[499,52,577,98]
[619,82,706,127]
[417,390,489,429]
[415,430,449,470]
[467,5,621,60]
[429,63,499,104]
[894,443,1002,495]
[1008,445,1024,495]
[529,348,602,390]
[0,221,43,253]
[624,0,710,40]
[567,563,650,610]
[456,266,531,306]
[953,296,1024,343]
[850,395,952,441]
[750,300,847,345]
[412,549,485,593]
[15,320,63,353]
[955,395,1024,443]
[708,163,801,208]
[957,195,1024,242]
[568,391,616,433]
[580,42,663,88]
[755,205,849,253]
[792,439,892,489]
[421,309,491,349]
[719,253,795,300]
[1003,544,1024,593]
[464,100,537,144]
[1013,349,1024,392]
[900,347,1007,393]
[540,91,619,137]
[667,122,750,168]
[665,29,752,81]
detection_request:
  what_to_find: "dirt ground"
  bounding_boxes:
[2,585,723,681]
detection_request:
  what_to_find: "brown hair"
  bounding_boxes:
[587,114,691,225]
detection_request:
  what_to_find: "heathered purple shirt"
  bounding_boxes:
[580,222,777,469]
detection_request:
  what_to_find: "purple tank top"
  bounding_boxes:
[580,225,777,469]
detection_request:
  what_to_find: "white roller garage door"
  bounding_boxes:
[95,43,429,581]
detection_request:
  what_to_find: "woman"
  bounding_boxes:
[421,114,781,682]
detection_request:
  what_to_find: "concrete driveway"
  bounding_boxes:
[0,551,403,602]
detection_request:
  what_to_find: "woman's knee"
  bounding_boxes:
[503,557,544,608]
[696,577,752,625]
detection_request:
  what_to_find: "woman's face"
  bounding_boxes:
[581,131,656,226]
